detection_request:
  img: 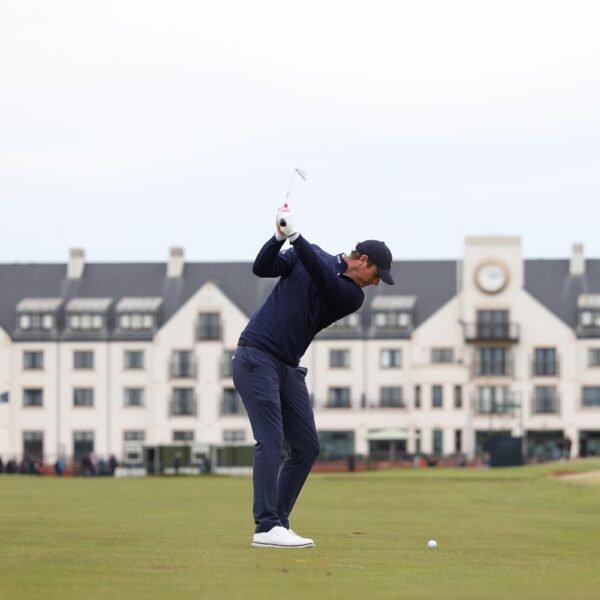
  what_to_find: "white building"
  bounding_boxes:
[1,238,600,467]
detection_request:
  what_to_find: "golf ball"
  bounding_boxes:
[427,539,438,548]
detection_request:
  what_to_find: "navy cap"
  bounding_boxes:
[355,240,395,285]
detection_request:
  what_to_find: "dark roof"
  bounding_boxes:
[524,259,600,330]
[2,257,598,341]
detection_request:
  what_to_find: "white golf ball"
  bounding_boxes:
[427,539,438,548]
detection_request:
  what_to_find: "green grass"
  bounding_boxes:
[1,460,599,600]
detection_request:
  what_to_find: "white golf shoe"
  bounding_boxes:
[251,526,315,549]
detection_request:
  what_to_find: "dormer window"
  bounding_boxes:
[578,296,600,330]
[374,311,411,328]
[65,298,111,332]
[119,313,155,330]
[371,296,416,329]
[331,313,360,328]
[116,297,162,332]
[69,313,103,330]
[16,298,61,332]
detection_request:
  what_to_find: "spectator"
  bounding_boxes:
[173,452,183,475]
[109,455,118,476]
[54,457,65,477]
[0,456,4,474]
[564,437,572,461]
[80,454,94,476]
[6,459,18,474]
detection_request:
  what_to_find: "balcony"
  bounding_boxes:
[464,322,519,343]
[472,358,514,378]
[474,392,521,416]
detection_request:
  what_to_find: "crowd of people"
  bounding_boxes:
[0,453,119,476]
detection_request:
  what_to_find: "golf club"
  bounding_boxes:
[280,168,306,227]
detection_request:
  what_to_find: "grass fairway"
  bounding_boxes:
[1,460,599,600]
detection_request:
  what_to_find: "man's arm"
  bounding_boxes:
[291,235,363,311]
[252,236,297,277]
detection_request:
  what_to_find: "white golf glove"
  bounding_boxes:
[276,204,299,241]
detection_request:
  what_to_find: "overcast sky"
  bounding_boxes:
[1,0,599,264]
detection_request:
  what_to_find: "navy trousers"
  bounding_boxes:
[232,344,321,533]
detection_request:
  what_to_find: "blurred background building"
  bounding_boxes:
[1,237,600,471]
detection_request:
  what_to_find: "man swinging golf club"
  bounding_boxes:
[233,204,395,548]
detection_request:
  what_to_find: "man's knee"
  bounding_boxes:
[305,439,321,462]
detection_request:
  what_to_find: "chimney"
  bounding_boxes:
[570,243,585,276]
[167,247,185,278]
[67,248,85,279]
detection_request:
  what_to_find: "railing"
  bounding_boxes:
[531,393,560,415]
[463,322,519,343]
[169,356,197,379]
[220,398,246,416]
[169,398,197,417]
[315,399,407,410]
[473,393,521,415]
[472,358,514,378]
[531,359,560,377]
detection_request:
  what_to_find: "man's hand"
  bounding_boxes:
[276,203,299,240]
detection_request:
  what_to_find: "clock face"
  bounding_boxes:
[476,263,508,294]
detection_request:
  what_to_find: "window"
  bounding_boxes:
[23,431,44,460]
[74,388,94,407]
[331,313,360,328]
[455,430,462,453]
[69,314,102,330]
[415,429,421,454]
[329,349,350,368]
[173,431,194,442]
[534,348,557,376]
[222,350,235,378]
[476,386,511,413]
[222,388,244,415]
[380,349,402,368]
[454,385,463,408]
[171,388,195,416]
[23,388,43,407]
[124,388,144,407]
[477,347,509,376]
[23,351,43,370]
[124,351,145,370]
[380,387,404,408]
[433,429,443,454]
[119,313,154,330]
[198,312,221,340]
[124,431,145,442]
[431,348,453,364]
[223,430,245,442]
[588,349,600,367]
[74,351,94,369]
[476,310,510,339]
[432,385,443,408]
[327,387,351,408]
[580,311,600,327]
[414,385,421,409]
[374,312,411,328]
[533,386,558,414]
[170,351,195,378]
[73,431,94,462]
[19,313,54,331]
[582,387,600,408]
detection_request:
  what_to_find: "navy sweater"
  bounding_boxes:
[240,234,364,366]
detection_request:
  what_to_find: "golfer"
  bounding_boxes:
[233,204,395,548]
